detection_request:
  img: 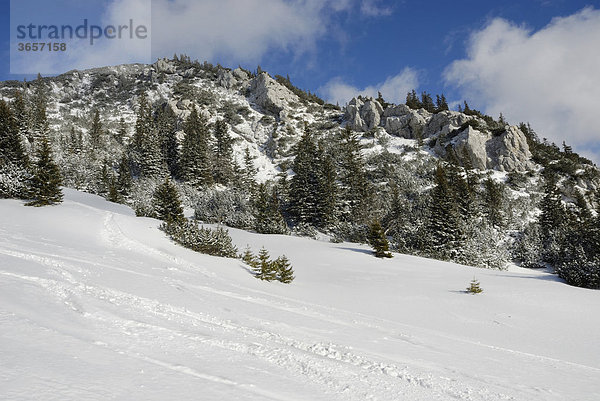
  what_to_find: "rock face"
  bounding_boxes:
[433,125,534,171]
[152,58,176,74]
[343,98,534,172]
[344,97,384,131]
[382,104,428,138]
[217,67,250,90]
[423,111,473,139]
[487,126,534,171]
[249,72,299,116]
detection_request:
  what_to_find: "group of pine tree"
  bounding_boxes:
[1,71,599,289]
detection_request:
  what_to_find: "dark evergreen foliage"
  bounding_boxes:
[368,219,392,258]
[180,107,213,187]
[26,136,63,206]
[153,177,185,223]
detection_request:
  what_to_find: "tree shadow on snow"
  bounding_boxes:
[339,247,373,256]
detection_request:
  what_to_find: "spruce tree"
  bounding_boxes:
[253,183,287,234]
[0,100,28,168]
[30,83,49,147]
[483,177,504,227]
[11,90,29,141]
[338,126,369,224]
[427,164,462,259]
[116,153,133,198]
[289,124,325,227]
[152,177,185,223]
[256,247,276,281]
[274,255,295,283]
[368,219,392,258]
[241,247,258,269]
[466,278,483,294]
[0,100,30,199]
[179,107,213,187]
[26,136,63,206]
[212,119,234,185]
[131,93,165,178]
[155,104,179,177]
[89,109,103,149]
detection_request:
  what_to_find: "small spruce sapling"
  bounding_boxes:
[368,219,392,258]
[467,278,483,294]
[275,255,295,284]
[241,246,258,269]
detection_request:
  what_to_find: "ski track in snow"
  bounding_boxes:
[1,199,599,400]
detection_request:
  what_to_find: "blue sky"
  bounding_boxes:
[2,0,600,160]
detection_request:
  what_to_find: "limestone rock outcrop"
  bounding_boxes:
[249,72,299,116]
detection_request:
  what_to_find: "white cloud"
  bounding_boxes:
[444,7,600,160]
[320,67,419,106]
[359,0,393,17]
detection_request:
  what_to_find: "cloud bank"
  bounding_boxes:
[320,67,419,106]
[444,7,600,160]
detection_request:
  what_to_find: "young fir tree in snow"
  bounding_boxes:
[180,107,213,187]
[152,177,184,224]
[466,278,483,294]
[274,255,295,283]
[212,119,234,185]
[256,247,277,281]
[368,219,392,258]
[241,246,258,269]
[26,136,63,206]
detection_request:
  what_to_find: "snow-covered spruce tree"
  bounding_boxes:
[11,90,29,142]
[274,255,295,283]
[241,147,257,189]
[29,82,49,149]
[89,109,103,150]
[130,92,165,178]
[152,177,185,223]
[161,220,237,258]
[116,153,133,200]
[538,170,567,264]
[155,103,179,177]
[0,100,30,199]
[289,124,327,228]
[212,119,234,186]
[512,222,544,269]
[194,188,255,229]
[180,107,213,187]
[426,164,463,260]
[253,183,288,234]
[466,278,483,294]
[482,177,505,228]
[337,125,370,224]
[368,219,392,258]
[26,136,63,206]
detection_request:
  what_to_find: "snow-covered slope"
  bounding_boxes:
[1,190,599,400]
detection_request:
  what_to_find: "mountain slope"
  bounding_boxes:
[1,190,599,400]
